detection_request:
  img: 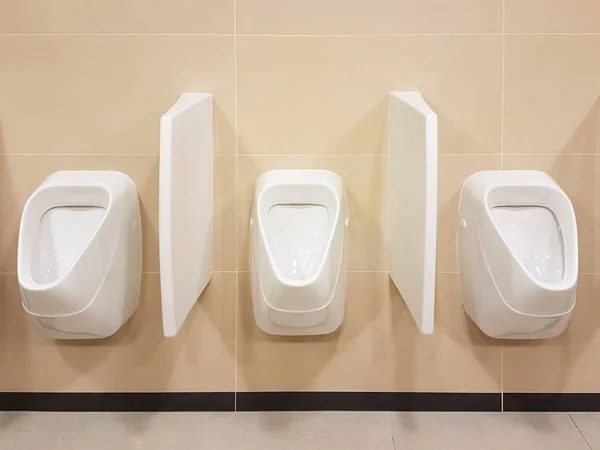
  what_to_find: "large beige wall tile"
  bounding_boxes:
[214,156,237,271]
[237,36,501,155]
[237,155,387,271]
[503,155,595,274]
[504,36,600,155]
[0,273,235,391]
[503,275,599,392]
[237,272,501,392]
[0,36,235,155]
[237,0,501,35]
[0,155,159,273]
[505,0,600,33]
[0,0,233,34]
[437,155,501,273]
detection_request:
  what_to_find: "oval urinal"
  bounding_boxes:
[17,171,142,339]
[250,170,348,336]
[458,170,578,339]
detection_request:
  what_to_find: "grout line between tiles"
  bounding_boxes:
[237,33,504,37]
[0,33,233,37]
[233,0,239,412]
[569,414,593,450]
[5,153,599,158]
[5,32,600,37]
[501,341,504,411]
[2,153,161,157]
[505,32,600,36]
[2,271,596,276]
[236,154,389,158]
[500,0,505,170]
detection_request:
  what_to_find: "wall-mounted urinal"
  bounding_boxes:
[388,92,438,334]
[250,169,348,336]
[159,93,213,337]
[17,171,142,339]
[458,170,578,339]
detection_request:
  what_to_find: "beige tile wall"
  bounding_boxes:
[0,1,598,394]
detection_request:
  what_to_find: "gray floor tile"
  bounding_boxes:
[570,413,600,449]
[202,412,394,450]
[391,412,590,450]
[0,412,209,450]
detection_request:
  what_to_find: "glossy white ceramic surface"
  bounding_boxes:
[251,169,348,336]
[491,206,564,284]
[267,204,329,282]
[17,170,142,339]
[388,91,438,335]
[31,206,106,284]
[457,170,578,339]
[159,93,213,338]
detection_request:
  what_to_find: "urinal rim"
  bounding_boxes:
[17,183,115,292]
[255,178,347,288]
[481,183,578,293]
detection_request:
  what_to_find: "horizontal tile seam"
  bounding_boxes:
[3,271,596,275]
[237,154,388,157]
[0,33,234,37]
[0,33,502,38]
[18,32,594,37]
[1,154,161,157]
[236,33,503,37]
[2,32,600,38]
[504,32,600,36]
[3,153,599,158]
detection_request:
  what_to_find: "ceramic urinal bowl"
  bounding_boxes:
[17,171,142,339]
[458,170,578,339]
[250,169,348,336]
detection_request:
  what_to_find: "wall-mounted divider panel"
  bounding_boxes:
[159,93,213,337]
[388,92,438,334]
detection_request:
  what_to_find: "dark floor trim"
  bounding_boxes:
[16,392,600,412]
[0,393,235,412]
[236,392,501,412]
[504,393,600,412]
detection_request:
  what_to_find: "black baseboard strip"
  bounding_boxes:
[236,392,501,412]
[8,392,599,412]
[0,393,235,412]
[504,393,600,412]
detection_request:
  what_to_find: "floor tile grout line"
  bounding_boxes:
[233,0,239,412]
[388,413,396,450]
[569,414,593,450]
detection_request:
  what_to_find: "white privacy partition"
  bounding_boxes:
[388,92,438,334]
[159,93,213,337]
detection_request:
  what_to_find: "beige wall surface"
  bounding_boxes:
[0,0,599,393]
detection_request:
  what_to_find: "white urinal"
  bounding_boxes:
[458,170,578,339]
[17,171,142,339]
[250,170,348,336]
